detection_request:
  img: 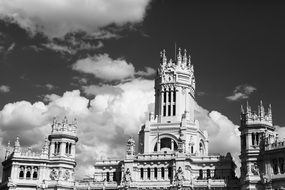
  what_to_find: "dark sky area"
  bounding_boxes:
[1,0,285,125]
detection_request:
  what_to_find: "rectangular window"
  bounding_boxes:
[163,92,166,103]
[252,133,255,145]
[173,105,176,116]
[173,90,176,102]
[168,91,171,102]
[168,105,171,116]
[163,105,166,116]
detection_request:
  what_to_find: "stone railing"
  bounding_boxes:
[265,140,285,151]
[137,153,176,160]
[95,159,121,166]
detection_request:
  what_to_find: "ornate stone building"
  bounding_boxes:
[1,48,285,190]
[0,117,78,189]
[240,102,285,190]
[90,49,240,190]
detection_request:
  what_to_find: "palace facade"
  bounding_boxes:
[0,48,285,190]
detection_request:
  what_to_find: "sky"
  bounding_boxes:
[1,0,285,178]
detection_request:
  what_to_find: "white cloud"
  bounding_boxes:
[73,54,156,81]
[136,66,156,77]
[0,0,151,37]
[195,103,241,176]
[226,84,256,101]
[0,79,154,179]
[0,85,10,93]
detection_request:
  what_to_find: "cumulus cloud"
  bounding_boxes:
[195,103,241,175]
[73,54,156,81]
[0,0,151,37]
[226,84,256,101]
[0,79,154,178]
[0,85,10,93]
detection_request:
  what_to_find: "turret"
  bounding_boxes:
[48,116,78,159]
[239,101,275,189]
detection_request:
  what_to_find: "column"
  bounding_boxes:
[150,168,154,180]
[165,91,169,117]
[144,168,147,180]
[171,139,174,151]
[109,172,113,182]
[160,91,164,118]
[50,142,55,155]
[71,143,76,158]
[157,168,161,181]
[157,139,161,152]
[203,170,207,179]
[210,169,214,179]
[172,166,176,181]
[165,168,168,181]
[247,133,252,149]
[277,159,280,174]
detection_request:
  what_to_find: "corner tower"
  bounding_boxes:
[239,101,274,190]
[155,48,195,123]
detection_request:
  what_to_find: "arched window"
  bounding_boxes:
[273,159,278,175]
[147,168,151,179]
[199,141,204,155]
[54,142,57,154]
[154,167,158,179]
[207,169,211,179]
[106,172,110,182]
[69,143,72,154]
[140,168,144,179]
[256,133,260,145]
[161,167,165,179]
[66,143,69,154]
[57,142,61,154]
[33,167,38,179]
[168,166,172,179]
[26,167,31,179]
[198,169,203,179]
[252,133,255,145]
[113,171,117,181]
[154,137,178,152]
[19,166,24,178]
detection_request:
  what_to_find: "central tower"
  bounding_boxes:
[155,48,195,123]
[138,48,208,156]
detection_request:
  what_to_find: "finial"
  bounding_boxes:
[162,49,167,65]
[15,136,20,146]
[182,49,187,64]
[241,105,244,114]
[188,54,191,66]
[63,116,68,122]
[177,47,182,65]
[7,141,10,148]
[260,100,263,107]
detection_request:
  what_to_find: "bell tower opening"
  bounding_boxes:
[154,137,178,152]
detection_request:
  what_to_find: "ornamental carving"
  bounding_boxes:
[50,169,59,180]
[63,170,70,180]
